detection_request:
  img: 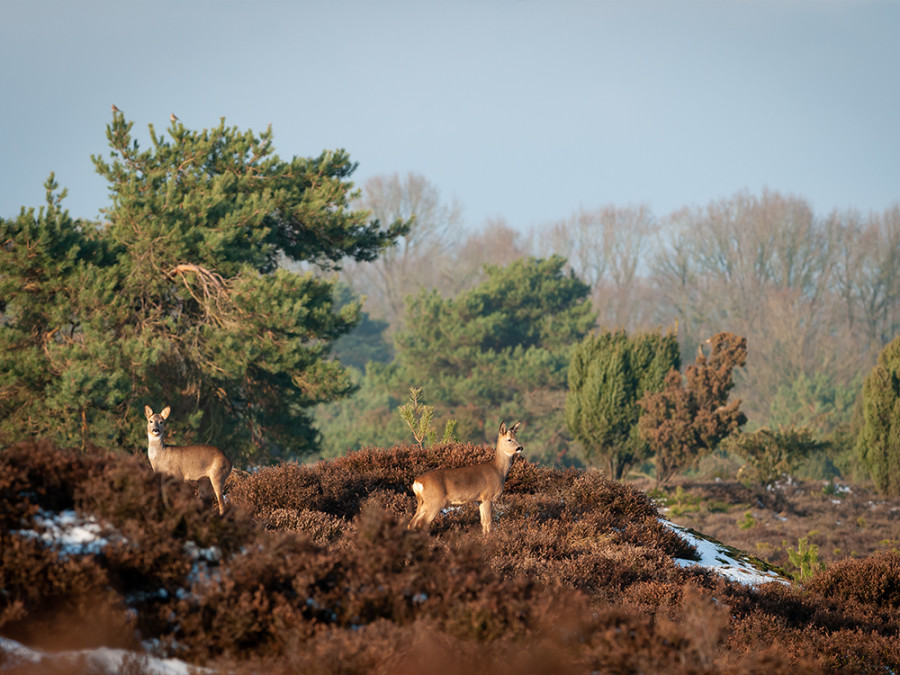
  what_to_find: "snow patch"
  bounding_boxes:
[13,509,110,556]
[0,636,210,674]
[663,519,789,587]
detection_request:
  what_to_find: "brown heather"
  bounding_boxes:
[0,439,898,673]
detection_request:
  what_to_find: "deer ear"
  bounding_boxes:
[499,421,507,435]
[511,421,521,433]
[160,406,171,419]
[144,405,153,419]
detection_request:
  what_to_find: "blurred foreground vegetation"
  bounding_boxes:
[2,439,900,673]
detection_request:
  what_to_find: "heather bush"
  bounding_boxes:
[0,440,95,529]
[0,533,132,650]
[806,551,900,611]
[228,462,323,518]
[264,508,346,542]
[0,441,254,652]
[168,530,320,659]
[3,439,900,673]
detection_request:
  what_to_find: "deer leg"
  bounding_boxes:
[209,474,228,516]
[411,499,445,531]
[408,498,427,530]
[425,501,445,528]
[479,500,492,533]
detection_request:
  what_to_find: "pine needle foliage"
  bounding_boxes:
[566,328,680,478]
[856,335,900,496]
[0,112,409,463]
[784,536,825,582]
[398,386,457,449]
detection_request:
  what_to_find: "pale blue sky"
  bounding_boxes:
[2,1,898,230]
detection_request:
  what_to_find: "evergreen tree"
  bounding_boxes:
[394,255,595,459]
[566,328,680,478]
[638,332,748,486]
[330,284,393,370]
[317,255,596,462]
[314,361,405,459]
[0,112,407,463]
[0,176,108,449]
[856,335,900,496]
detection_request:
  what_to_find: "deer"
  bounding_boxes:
[144,405,233,516]
[408,421,523,534]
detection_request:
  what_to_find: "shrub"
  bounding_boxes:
[566,328,680,479]
[856,335,900,496]
[5,438,900,673]
[0,532,132,650]
[729,426,828,486]
[738,511,756,530]
[806,551,900,610]
[639,332,748,487]
[784,537,825,582]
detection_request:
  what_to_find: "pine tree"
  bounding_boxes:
[566,329,680,478]
[316,255,596,462]
[856,335,900,496]
[0,176,108,449]
[394,255,596,459]
[0,112,408,463]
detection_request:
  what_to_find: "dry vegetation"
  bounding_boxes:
[646,477,900,570]
[2,440,900,674]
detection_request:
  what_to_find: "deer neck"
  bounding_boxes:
[492,447,516,480]
[147,433,166,464]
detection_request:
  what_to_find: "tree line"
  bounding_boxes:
[331,176,899,463]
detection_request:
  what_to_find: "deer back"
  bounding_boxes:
[420,460,505,504]
[152,444,232,482]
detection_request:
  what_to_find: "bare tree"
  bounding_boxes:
[538,204,658,330]
[653,190,833,347]
[341,172,464,328]
[448,217,532,295]
[830,205,900,351]
[651,190,846,423]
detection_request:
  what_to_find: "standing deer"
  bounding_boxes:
[408,421,523,533]
[144,405,233,516]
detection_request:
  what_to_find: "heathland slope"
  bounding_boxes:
[1,440,899,673]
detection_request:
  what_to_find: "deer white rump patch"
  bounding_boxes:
[412,480,424,495]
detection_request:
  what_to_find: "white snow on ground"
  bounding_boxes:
[0,636,211,674]
[663,519,789,586]
[13,509,109,556]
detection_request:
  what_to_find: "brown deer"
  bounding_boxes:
[144,405,233,515]
[408,421,523,533]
